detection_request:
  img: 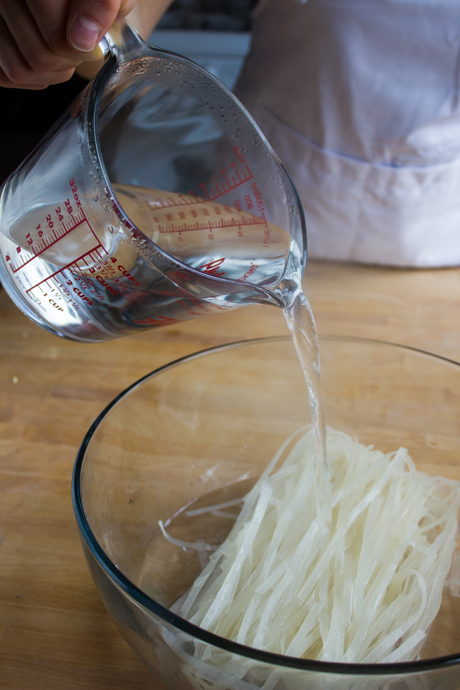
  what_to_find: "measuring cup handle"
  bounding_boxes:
[97,16,147,63]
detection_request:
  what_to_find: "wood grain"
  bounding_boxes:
[1,261,460,688]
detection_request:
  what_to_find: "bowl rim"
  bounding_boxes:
[72,334,460,676]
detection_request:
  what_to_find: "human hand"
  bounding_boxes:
[0,0,136,89]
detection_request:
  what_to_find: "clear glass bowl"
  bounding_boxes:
[72,336,460,689]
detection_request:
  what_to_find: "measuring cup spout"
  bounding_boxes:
[269,278,305,309]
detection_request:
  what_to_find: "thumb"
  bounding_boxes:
[67,0,135,54]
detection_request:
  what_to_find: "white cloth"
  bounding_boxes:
[235,0,460,266]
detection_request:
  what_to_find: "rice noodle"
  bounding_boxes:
[168,427,460,665]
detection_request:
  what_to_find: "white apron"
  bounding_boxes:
[235,0,460,266]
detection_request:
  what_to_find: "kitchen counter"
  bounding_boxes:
[1,260,460,688]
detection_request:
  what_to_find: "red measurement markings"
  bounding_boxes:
[9,208,105,274]
[146,194,205,211]
[144,165,253,212]
[202,161,253,202]
[157,213,268,234]
[24,244,107,295]
[199,147,254,200]
[9,212,83,273]
[68,246,107,274]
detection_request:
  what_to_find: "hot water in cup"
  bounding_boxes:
[0,19,306,342]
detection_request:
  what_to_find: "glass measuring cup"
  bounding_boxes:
[0,19,306,343]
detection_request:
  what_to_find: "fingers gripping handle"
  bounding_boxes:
[95,17,147,63]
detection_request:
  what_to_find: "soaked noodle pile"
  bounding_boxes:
[165,427,460,664]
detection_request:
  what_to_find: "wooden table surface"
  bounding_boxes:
[2,260,460,688]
